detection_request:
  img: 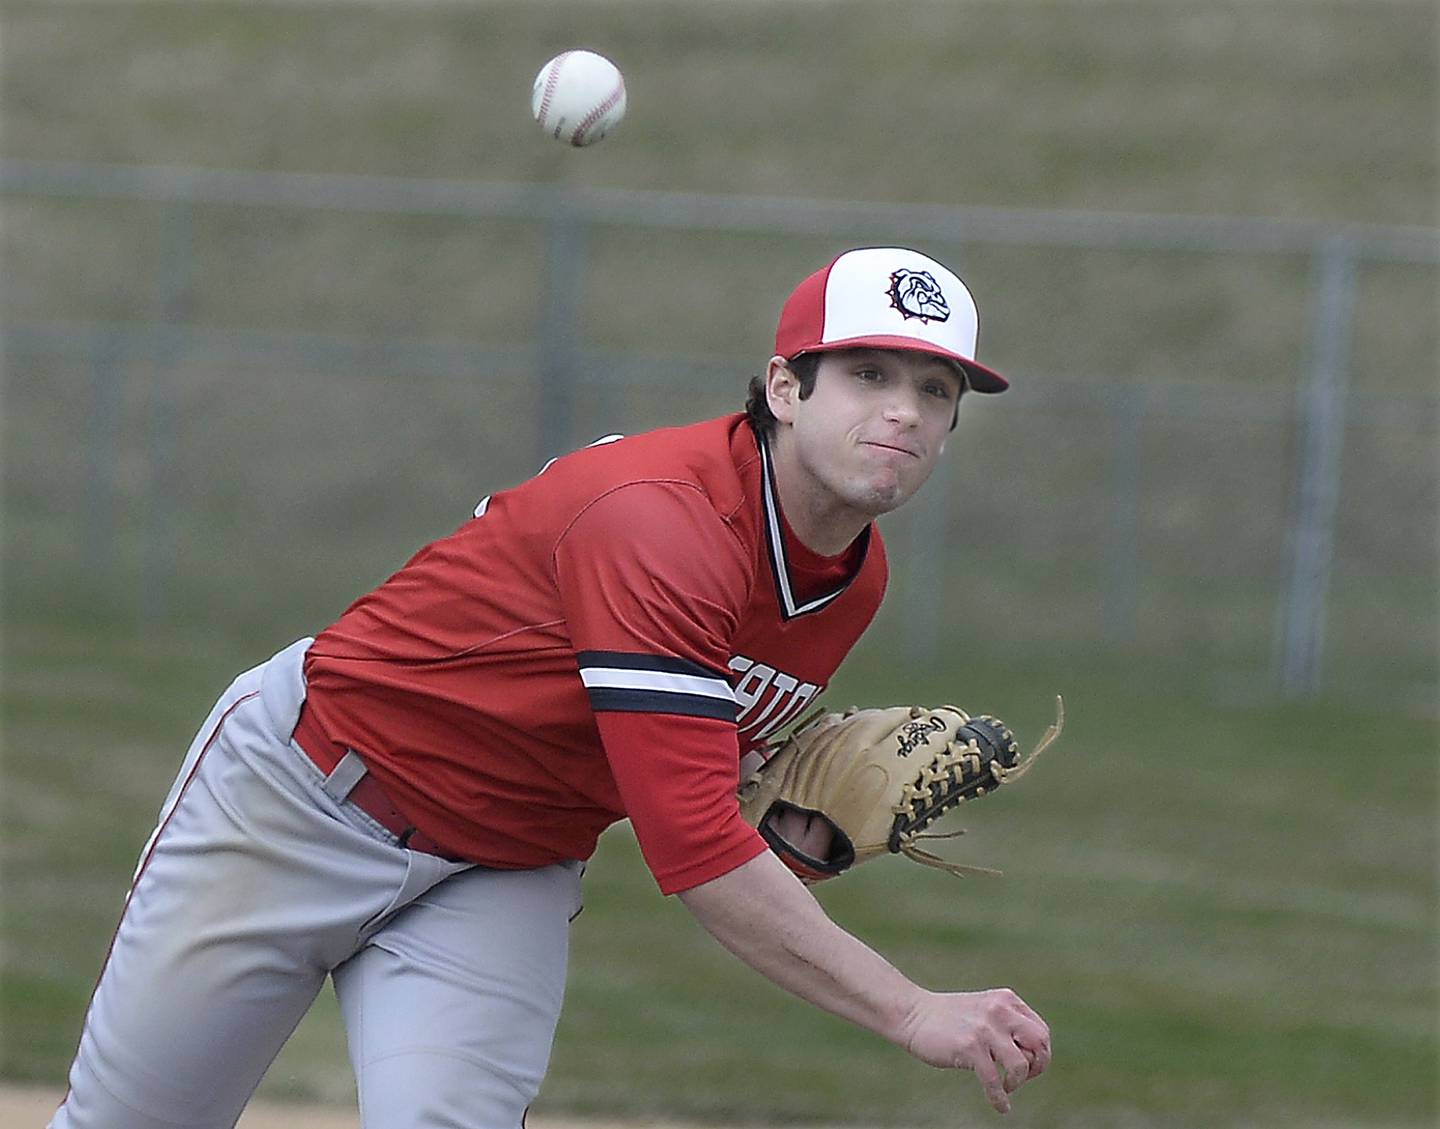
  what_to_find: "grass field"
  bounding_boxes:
[2,1,1437,1127]
[3,615,1436,1127]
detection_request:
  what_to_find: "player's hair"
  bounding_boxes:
[744,354,821,438]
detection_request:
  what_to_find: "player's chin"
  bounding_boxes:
[852,466,933,512]
[851,474,923,516]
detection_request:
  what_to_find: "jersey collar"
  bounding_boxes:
[756,430,872,621]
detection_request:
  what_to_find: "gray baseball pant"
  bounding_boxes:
[49,639,584,1129]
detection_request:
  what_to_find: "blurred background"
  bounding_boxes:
[2,2,1435,1127]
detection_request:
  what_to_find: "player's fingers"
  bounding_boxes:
[995,990,1049,1042]
[1015,1024,1052,1076]
[1006,1002,1049,1049]
[1007,994,1047,1027]
[995,1044,1031,1094]
[971,1054,1011,1115]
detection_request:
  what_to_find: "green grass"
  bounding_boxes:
[3,615,1435,1126]
[2,1,1435,225]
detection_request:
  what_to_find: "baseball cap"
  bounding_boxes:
[774,247,1008,393]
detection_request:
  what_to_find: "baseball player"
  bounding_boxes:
[51,247,1051,1129]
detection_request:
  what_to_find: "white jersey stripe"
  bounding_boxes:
[578,667,737,702]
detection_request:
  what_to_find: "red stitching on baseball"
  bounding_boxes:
[538,51,573,136]
[572,80,624,146]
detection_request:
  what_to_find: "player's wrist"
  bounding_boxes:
[887,985,937,1053]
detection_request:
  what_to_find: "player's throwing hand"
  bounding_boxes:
[900,988,1052,1114]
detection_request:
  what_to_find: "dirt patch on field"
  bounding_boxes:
[6,1086,349,1127]
[2,1085,657,1129]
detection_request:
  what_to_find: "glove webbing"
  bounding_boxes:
[890,696,1066,878]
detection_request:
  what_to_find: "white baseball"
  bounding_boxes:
[531,51,627,147]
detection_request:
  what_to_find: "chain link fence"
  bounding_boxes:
[3,160,1436,708]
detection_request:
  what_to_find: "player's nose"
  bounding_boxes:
[881,386,924,426]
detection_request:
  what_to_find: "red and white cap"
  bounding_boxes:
[774,246,1008,393]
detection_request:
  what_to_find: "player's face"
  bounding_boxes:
[766,349,963,549]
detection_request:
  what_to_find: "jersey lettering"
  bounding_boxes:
[728,654,820,743]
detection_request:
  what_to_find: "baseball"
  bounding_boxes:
[531,50,627,147]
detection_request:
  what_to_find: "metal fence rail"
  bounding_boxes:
[5,158,1437,259]
[4,159,1437,701]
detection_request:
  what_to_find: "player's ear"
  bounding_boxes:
[765,356,801,425]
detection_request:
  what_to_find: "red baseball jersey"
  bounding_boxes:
[300,413,888,894]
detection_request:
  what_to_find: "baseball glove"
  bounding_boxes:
[737,696,1064,882]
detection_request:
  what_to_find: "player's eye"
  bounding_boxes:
[924,380,955,400]
[855,366,885,382]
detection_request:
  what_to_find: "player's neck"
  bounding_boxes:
[780,496,868,557]
[766,438,871,557]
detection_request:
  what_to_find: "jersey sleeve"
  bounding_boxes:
[552,481,768,893]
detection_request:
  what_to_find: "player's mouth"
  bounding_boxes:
[860,440,921,459]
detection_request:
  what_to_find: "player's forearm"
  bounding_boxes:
[678,849,924,1046]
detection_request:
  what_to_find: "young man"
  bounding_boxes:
[52,247,1050,1129]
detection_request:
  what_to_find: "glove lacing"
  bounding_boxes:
[890,696,1066,878]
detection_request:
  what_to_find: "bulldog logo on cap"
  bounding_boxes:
[887,269,950,324]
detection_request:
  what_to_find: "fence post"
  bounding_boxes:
[536,195,586,465]
[86,332,123,573]
[142,203,193,625]
[1104,387,1145,644]
[1278,235,1357,698]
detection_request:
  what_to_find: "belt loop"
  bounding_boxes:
[322,750,369,803]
